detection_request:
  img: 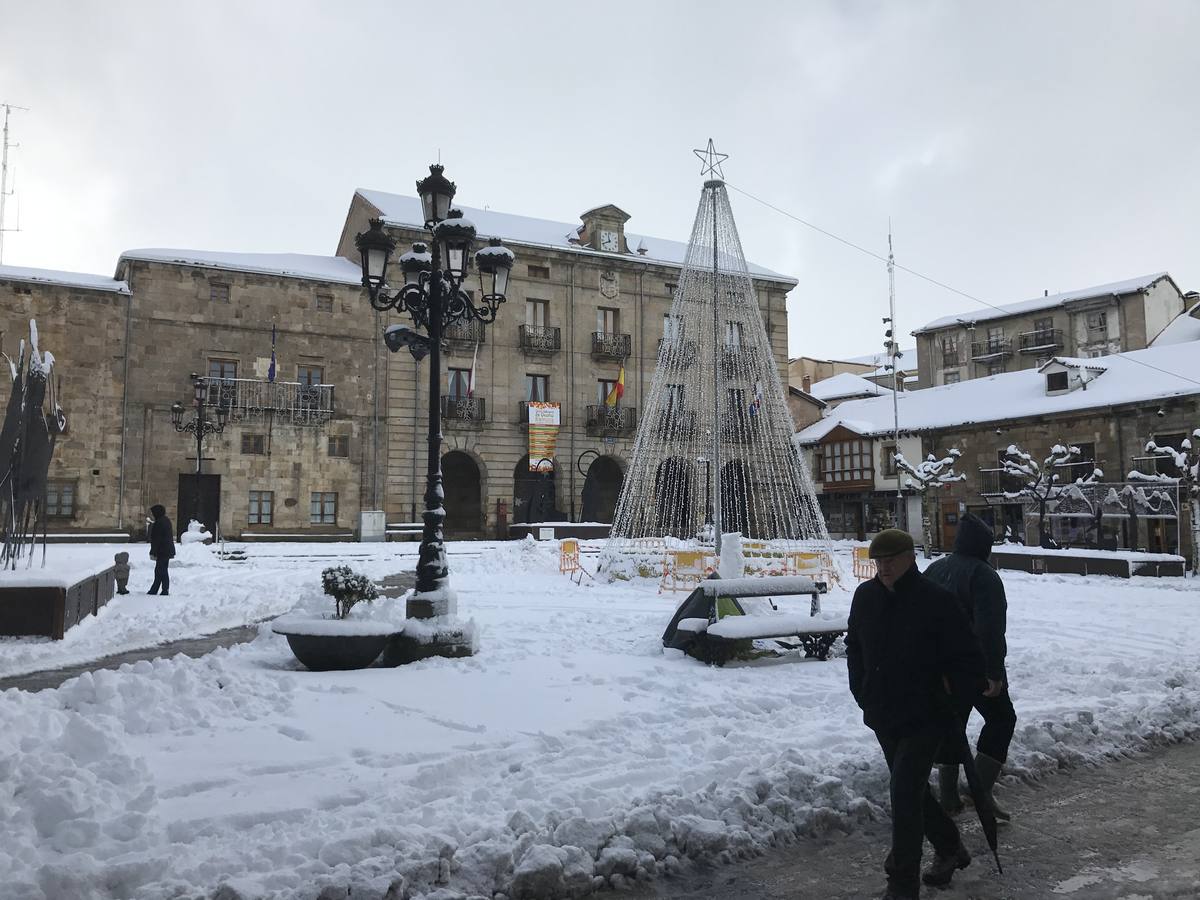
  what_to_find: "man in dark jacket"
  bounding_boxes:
[147,504,176,596]
[924,512,1016,822]
[845,529,985,900]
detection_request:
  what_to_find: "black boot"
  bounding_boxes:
[937,764,963,814]
[975,751,1011,822]
[922,842,971,887]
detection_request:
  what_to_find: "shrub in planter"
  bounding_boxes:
[321,565,379,619]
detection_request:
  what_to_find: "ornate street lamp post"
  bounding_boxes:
[171,374,229,531]
[355,165,514,616]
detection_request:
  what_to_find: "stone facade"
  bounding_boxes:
[914,275,1186,387]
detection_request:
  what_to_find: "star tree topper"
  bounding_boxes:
[693,139,728,180]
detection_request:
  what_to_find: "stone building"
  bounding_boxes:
[0,187,796,540]
[795,338,1200,561]
[912,273,1188,388]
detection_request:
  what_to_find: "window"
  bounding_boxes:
[310,492,337,525]
[328,434,350,458]
[819,439,872,484]
[881,444,897,477]
[210,283,230,303]
[448,367,472,399]
[208,359,238,381]
[248,490,273,525]
[940,336,959,366]
[297,365,324,386]
[1046,371,1069,392]
[1062,442,1096,483]
[315,294,334,312]
[526,299,548,327]
[1086,310,1107,333]
[724,322,743,350]
[944,371,961,384]
[597,307,619,334]
[665,282,677,295]
[1034,316,1054,332]
[663,314,683,342]
[526,374,549,402]
[241,433,266,455]
[1151,433,1186,476]
[986,361,1005,377]
[528,264,550,280]
[1087,348,1106,359]
[598,379,617,405]
[666,383,685,413]
[46,481,75,518]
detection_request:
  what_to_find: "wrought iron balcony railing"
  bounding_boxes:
[591,331,631,359]
[585,404,637,436]
[445,320,486,345]
[441,395,486,423]
[656,337,698,368]
[969,337,1013,360]
[519,324,561,354]
[1017,328,1064,353]
[198,377,334,427]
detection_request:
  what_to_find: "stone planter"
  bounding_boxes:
[272,616,402,671]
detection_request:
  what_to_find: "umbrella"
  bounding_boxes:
[955,716,1003,875]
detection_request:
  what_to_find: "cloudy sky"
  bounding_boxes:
[2,0,1197,359]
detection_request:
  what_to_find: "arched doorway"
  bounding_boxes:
[654,456,695,537]
[581,455,624,523]
[442,451,483,538]
[514,455,560,524]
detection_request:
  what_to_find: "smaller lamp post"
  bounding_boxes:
[171,374,229,532]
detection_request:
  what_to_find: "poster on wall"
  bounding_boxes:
[527,401,560,471]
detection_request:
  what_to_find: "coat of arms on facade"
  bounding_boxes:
[600,270,619,300]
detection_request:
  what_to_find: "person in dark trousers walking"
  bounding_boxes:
[845,529,986,900]
[147,504,175,596]
[924,512,1017,822]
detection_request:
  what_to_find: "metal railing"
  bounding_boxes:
[441,395,486,423]
[445,320,486,345]
[198,377,334,427]
[969,337,1013,360]
[657,337,698,368]
[978,467,1025,496]
[519,324,561,354]
[591,331,631,359]
[585,404,636,436]
[1018,329,1064,353]
[1129,454,1178,479]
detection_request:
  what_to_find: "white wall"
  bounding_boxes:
[1143,279,1185,345]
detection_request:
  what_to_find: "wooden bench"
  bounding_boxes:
[663,575,847,666]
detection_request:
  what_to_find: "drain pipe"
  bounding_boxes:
[116,264,134,533]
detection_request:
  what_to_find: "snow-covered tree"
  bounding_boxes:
[1000,443,1102,548]
[893,448,965,557]
[1129,428,1200,572]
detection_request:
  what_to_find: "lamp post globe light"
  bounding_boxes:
[355,164,514,626]
[171,373,230,534]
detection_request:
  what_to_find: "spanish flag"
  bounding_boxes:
[605,365,625,407]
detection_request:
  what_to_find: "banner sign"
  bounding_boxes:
[528,401,560,471]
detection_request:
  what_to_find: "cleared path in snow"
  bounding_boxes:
[631,740,1200,899]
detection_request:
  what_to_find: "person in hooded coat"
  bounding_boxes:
[147,504,176,596]
[924,512,1017,821]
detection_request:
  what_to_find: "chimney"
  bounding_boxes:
[802,375,812,392]
[1044,289,1049,297]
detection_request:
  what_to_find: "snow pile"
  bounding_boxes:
[1,542,1199,899]
[718,532,744,579]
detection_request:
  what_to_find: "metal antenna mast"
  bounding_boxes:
[0,103,29,265]
[886,223,904,529]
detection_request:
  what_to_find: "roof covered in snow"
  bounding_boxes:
[118,249,363,285]
[836,348,916,368]
[355,188,797,285]
[0,263,130,294]
[1151,300,1200,348]
[913,273,1175,334]
[809,371,894,402]
[795,338,1200,443]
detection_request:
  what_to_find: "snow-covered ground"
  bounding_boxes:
[2,539,1199,900]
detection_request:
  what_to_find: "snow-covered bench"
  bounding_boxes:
[663,576,848,665]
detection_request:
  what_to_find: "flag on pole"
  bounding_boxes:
[468,339,479,398]
[267,324,277,383]
[748,380,763,416]
[605,365,625,407]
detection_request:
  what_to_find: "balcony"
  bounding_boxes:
[653,407,697,440]
[969,337,1013,361]
[445,320,486,354]
[585,405,637,437]
[720,345,760,376]
[656,337,698,368]
[979,467,1024,497]
[1018,328,1064,354]
[1130,454,1178,479]
[591,331,631,360]
[441,395,486,424]
[198,377,334,427]
[520,324,561,355]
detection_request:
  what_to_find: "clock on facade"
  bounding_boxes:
[599,229,619,252]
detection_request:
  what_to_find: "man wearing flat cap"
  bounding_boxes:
[845,529,985,900]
